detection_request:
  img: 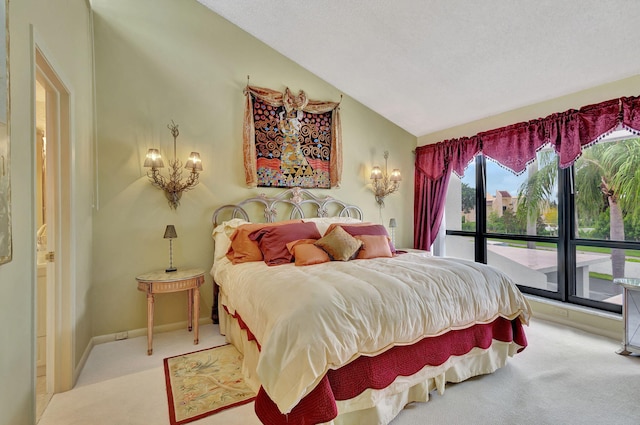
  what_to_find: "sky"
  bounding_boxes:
[460,158,526,197]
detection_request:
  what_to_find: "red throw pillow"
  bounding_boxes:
[250,222,322,266]
[226,219,303,264]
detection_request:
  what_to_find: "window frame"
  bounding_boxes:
[445,153,640,314]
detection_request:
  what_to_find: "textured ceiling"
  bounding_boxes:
[198,0,640,137]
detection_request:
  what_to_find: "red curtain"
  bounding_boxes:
[414,95,639,250]
[414,137,479,250]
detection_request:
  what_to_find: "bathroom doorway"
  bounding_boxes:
[34,46,74,422]
[34,75,51,421]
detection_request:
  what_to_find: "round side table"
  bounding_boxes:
[136,268,205,355]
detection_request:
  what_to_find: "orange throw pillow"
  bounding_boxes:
[355,235,393,259]
[292,244,331,266]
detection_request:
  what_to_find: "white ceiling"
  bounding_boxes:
[198,0,640,137]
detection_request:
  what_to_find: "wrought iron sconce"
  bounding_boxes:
[144,121,202,209]
[370,151,401,206]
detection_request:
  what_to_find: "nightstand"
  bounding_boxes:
[136,268,205,355]
[614,278,640,356]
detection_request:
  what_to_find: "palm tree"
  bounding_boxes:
[517,138,640,280]
[573,138,640,279]
[515,149,557,249]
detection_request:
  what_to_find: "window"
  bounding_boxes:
[445,133,640,313]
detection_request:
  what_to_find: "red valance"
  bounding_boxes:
[417,95,638,180]
[413,94,640,251]
[480,118,547,174]
[415,136,480,180]
[622,95,640,134]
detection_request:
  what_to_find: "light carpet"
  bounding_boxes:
[38,319,640,425]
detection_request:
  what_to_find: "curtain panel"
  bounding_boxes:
[414,137,479,250]
[243,85,342,188]
[414,94,640,250]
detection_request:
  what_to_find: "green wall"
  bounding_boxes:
[90,0,416,338]
[0,0,95,424]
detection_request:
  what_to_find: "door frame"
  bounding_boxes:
[31,28,75,396]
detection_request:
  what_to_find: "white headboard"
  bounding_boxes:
[212,187,363,226]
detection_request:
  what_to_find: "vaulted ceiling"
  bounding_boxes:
[198,0,640,137]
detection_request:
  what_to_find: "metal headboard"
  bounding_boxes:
[212,187,363,226]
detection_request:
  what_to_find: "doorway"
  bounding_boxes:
[34,75,51,421]
[34,46,74,422]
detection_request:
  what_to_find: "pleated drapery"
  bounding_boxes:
[414,95,640,251]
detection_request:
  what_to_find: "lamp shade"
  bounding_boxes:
[163,225,177,239]
[389,218,397,228]
[144,149,164,168]
[370,166,382,180]
[185,152,203,171]
[390,169,402,182]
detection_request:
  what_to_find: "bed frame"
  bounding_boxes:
[211,187,363,226]
[210,188,363,321]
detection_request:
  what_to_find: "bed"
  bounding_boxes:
[210,188,531,425]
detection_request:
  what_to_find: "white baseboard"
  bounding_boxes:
[91,317,212,346]
[526,295,622,341]
[74,337,95,384]
[71,318,212,386]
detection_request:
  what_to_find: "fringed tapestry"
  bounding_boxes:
[243,85,342,188]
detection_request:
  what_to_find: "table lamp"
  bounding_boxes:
[389,218,397,247]
[164,225,178,272]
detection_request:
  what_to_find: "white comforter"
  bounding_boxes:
[212,253,531,414]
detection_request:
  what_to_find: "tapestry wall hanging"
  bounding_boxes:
[243,85,342,188]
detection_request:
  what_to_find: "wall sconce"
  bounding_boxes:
[370,151,401,206]
[144,121,202,209]
[163,225,178,272]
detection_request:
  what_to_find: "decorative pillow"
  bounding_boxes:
[355,235,393,259]
[302,216,362,236]
[315,226,363,261]
[226,219,303,264]
[286,238,320,254]
[325,223,396,253]
[249,222,322,266]
[292,243,331,266]
[212,218,250,263]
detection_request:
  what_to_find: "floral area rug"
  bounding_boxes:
[163,344,256,425]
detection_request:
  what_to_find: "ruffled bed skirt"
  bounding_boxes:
[219,303,527,425]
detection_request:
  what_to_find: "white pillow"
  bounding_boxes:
[211,218,251,263]
[302,216,363,236]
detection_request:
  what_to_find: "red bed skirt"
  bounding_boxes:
[228,307,527,425]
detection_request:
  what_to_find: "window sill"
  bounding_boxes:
[525,294,622,341]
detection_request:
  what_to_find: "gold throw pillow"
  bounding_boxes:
[315,225,363,261]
